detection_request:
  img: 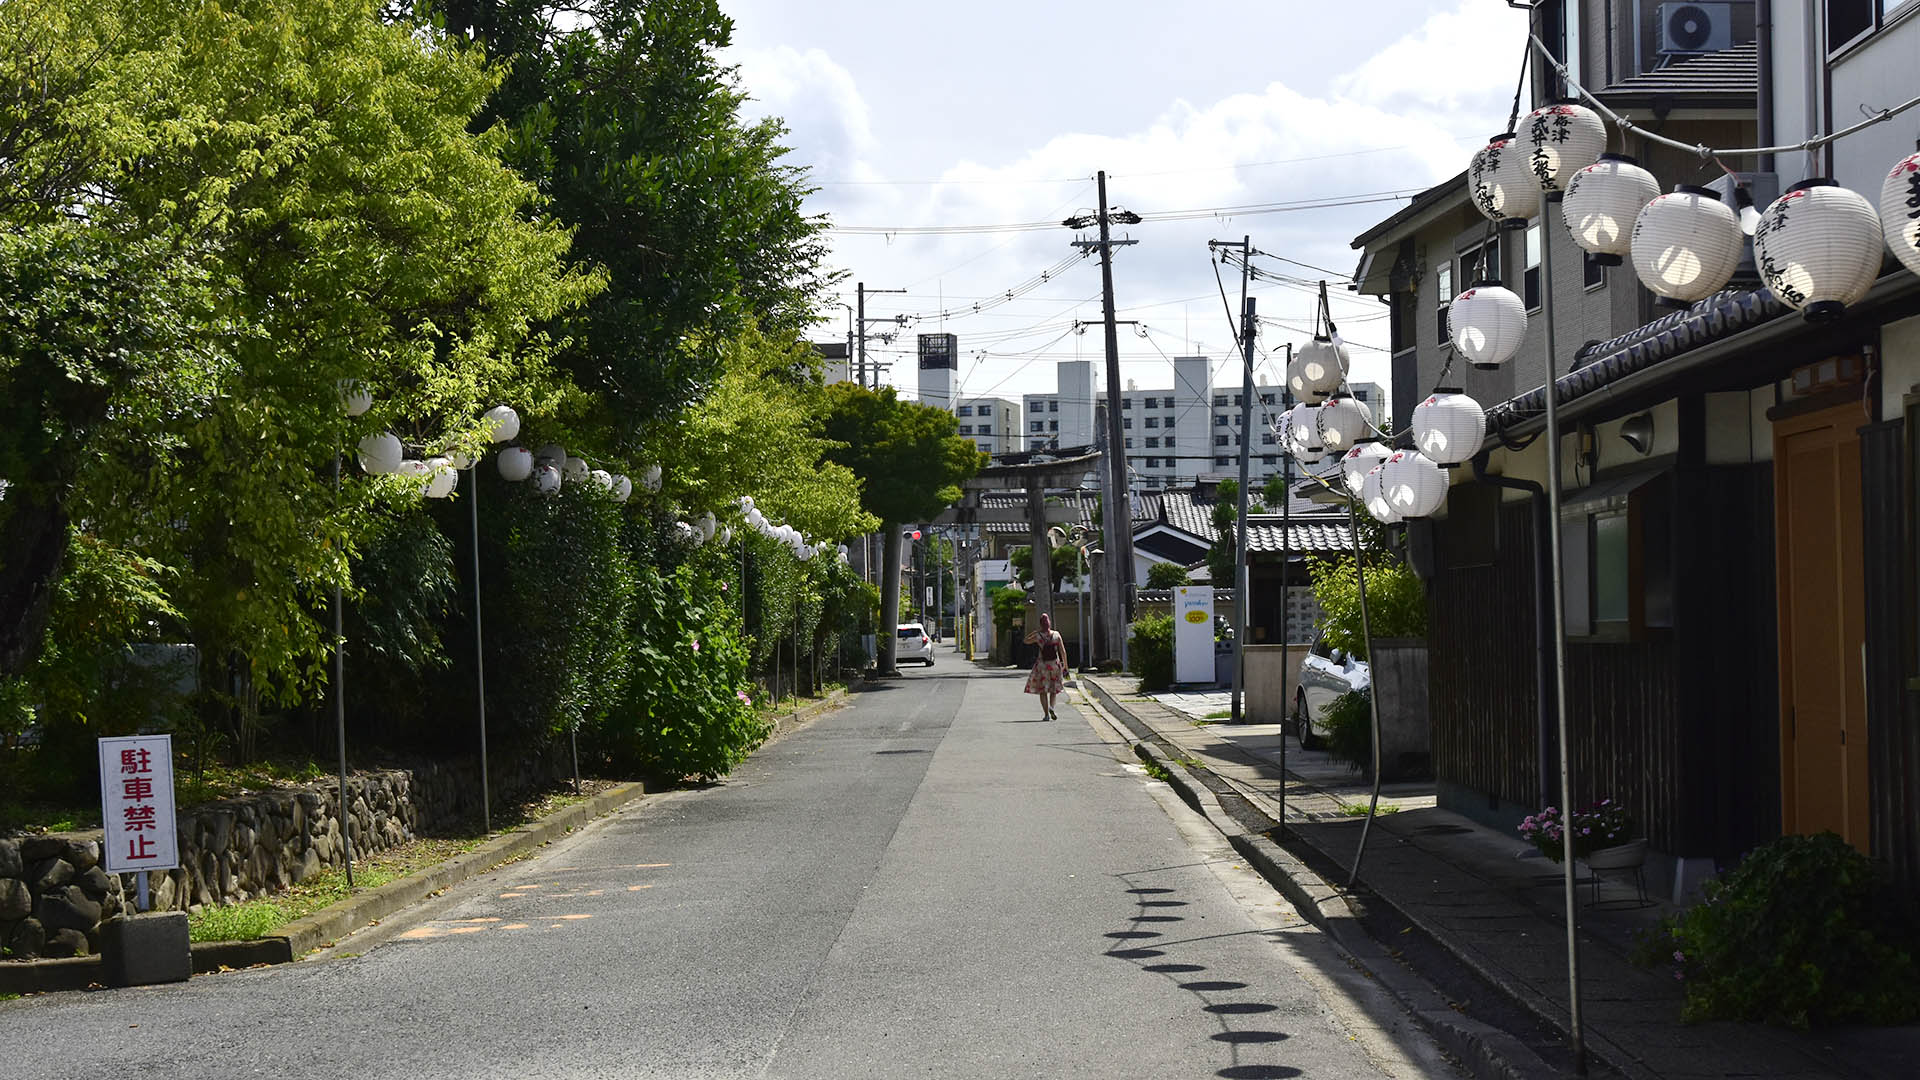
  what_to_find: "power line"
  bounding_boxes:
[826,188,1426,235]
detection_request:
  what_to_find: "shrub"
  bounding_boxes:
[1321,690,1373,773]
[599,558,768,783]
[1146,562,1192,589]
[1634,833,1920,1029]
[1307,556,1426,660]
[1129,613,1175,691]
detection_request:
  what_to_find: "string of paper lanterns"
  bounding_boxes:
[1518,34,1917,323]
[734,496,824,560]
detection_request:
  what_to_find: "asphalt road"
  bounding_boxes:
[0,648,1454,1079]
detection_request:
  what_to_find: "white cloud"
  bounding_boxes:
[727,1,1533,399]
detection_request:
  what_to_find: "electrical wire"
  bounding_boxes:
[1526,33,1920,161]
[827,188,1428,235]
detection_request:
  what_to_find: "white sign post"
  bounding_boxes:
[1173,586,1216,685]
[99,734,179,911]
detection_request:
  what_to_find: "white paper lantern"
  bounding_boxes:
[1411,391,1487,466]
[1753,179,1884,323]
[1283,402,1324,461]
[395,460,432,495]
[533,465,561,495]
[1449,283,1528,368]
[1288,337,1348,401]
[423,457,458,499]
[698,512,718,543]
[1630,186,1744,303]
[1469,132,1540,227]
[612,475,632,503]
[357,432,403,475]
[1562,153,1659,265]
[1340,441,1392,498]
[483,405,520,443]
[563,456,589,483]
[1523,103,1608,194]
[1883,153,1920,278]
[443,450,475,471]
[590,469,613,492]
[1315,394,1373,453]
[1383,450,1449,518]
[338,380,372,417]
[497,446,533,481]
[738,495,756,512]
[746,507,766,531]
[535,443,566,469]
[642,464,663,492]
[1363,464,1401,524]
[719,525,733,546]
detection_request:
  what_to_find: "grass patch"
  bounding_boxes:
[1339,803,1400,817]
[1203,709,1231,720]
[184,777,623,944]
[1141,758,1172,783]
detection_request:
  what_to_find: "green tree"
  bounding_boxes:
[1,0,598,706]
[425,0,836,443]
[1305,556,1427,660]
[649,327,874,540]
[1146,562,1192,589]
[1207,479,1240,584]
[820,383,983,673]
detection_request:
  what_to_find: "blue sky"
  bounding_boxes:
[721,1,1535,403]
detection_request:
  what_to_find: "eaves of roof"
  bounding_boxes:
[1483,271,1920,442]
[1245,520,1354,554]
[1351,171,1469,253]
[1593,43,1758,110]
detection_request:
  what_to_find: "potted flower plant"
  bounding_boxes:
[1518,798,1642,865]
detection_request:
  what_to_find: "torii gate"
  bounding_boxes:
[934,451,1101,646]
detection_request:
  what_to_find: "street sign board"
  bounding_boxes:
[99,734,179,874]
[1174,586,1215,684]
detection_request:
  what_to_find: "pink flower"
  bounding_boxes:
[1672,950,1685,963]
[736,689,751,704]
[691,640,701,652]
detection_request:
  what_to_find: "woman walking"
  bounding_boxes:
[1023,612,1067,721]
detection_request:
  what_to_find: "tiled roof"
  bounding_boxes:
[1597,43,1757,106]
[974,489,1100,535]
[1486,286,1788,432]
[1245,519,1354,554]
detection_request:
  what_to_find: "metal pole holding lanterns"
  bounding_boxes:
[333,452,354,889]
[469,466,491,833]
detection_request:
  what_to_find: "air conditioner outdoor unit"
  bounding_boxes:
[1657,3,1733,55]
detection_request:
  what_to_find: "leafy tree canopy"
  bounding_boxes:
[649,327,875,541]
[819,383,983,527]
[423,0,837,445]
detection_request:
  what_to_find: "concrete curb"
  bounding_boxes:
[1085,679,1559,1080]
[1,781,647,995]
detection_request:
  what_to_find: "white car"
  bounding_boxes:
[896,623,935,667]
[1291,637,1370,750]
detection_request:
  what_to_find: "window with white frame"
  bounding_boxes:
[1436,261,1453,346]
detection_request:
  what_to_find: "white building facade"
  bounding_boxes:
[953,397,1021,455]
[1020,356,1382,489]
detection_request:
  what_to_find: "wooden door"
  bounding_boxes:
[1773,404,1869,849]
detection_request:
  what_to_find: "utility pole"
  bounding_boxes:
[1066,171,1140,668]
[855,282,907,390]
[1210,237,1255,723]
[854,282,907,589]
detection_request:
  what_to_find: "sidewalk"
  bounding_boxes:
[1085,675,1918,1080]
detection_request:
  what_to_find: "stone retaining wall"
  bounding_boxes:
[1,749,563,961]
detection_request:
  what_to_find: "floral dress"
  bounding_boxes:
[1024,630,1067,696]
